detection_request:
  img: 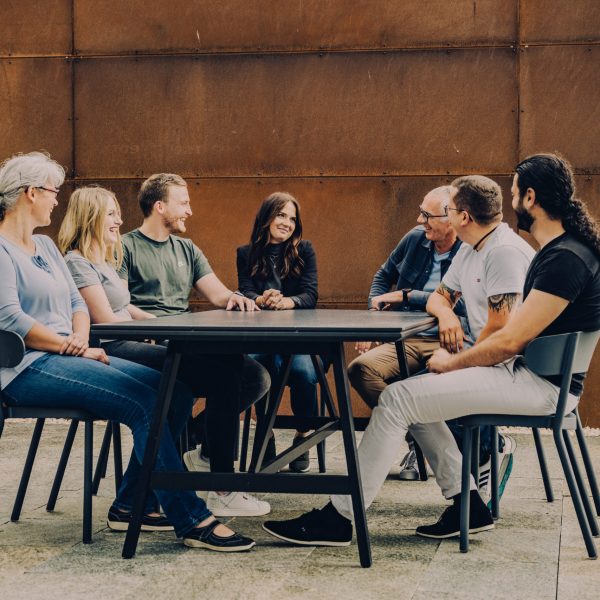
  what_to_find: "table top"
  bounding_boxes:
[92,309,435,342]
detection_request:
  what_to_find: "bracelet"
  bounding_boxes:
[232,291,245,298]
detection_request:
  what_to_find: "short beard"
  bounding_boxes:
[514,199,534,232]
[162,215,185,234]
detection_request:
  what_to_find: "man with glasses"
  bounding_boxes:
[348,186,465,479]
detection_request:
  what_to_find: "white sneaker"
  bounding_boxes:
[207,491,271,517]
[183,448,211,473]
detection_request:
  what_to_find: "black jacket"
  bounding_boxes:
[236,240,318,308]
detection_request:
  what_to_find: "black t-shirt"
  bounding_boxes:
[523,233,600,395]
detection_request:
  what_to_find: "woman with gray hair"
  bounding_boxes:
[0,151,255,552]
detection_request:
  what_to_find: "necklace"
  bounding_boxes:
[473,225,499,251]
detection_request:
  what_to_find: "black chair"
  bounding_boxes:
[458,331,600,558]
[239,355,335,473]
[0,330,120,543]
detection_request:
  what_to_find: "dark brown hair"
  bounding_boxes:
[248,192,304,279]
[138,173,187,218]
[516,153,600,256]
[451,175,503,226]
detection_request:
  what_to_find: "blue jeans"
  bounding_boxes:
[4,353,211,537]
[251,354,318,432]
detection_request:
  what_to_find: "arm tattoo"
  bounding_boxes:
[488,293,519,313]
[436,282,462,307]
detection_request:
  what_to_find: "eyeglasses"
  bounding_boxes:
[31,254,52,275]
[36,186,60,196]
[418,205,448,223]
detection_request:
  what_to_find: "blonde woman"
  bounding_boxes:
[58,186,270,518]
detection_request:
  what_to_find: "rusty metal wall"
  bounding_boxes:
[1,1,600,423]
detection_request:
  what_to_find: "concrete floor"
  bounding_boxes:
[0,421,599,600]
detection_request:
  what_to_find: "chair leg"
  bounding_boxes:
[563,430,599,536]
[47,420,79,511]
[414,440,428,482]
[575,410,600,516]
[471,427,481,483]
[92,421,112,495]
[489,426,500,519]
[532,427,554,502]
[239,408,252,473]
[12,418,45,522]
[112,422,123,492]
[83,420,93,544]
[317,386,326,474]
[460,426,473,553]
[553,429,597,558]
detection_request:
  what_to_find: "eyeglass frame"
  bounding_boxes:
[418,205,448,223]
[35,186,60,196]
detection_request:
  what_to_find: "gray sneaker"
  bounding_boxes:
[398,447,419,481]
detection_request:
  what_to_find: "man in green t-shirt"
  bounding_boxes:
[117,173,271,518]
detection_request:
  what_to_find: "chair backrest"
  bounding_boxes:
[0,330,25,369]
[524,331,600,377]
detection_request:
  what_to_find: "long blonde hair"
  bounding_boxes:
[58,186,123,268]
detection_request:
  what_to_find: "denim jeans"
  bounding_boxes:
[102,340,270,471]
[250,354,318,433]
[4,353,211,537]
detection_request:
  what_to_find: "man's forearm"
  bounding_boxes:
[447,329,521,370]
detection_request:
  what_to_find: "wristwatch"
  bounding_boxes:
[401,288,412,310]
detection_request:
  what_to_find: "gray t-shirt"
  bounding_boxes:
[119,229,213,316]
[442,223,535,341]
[64,251,131,321]
[0,235,88,388]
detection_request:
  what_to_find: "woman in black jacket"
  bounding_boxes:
[237,192,318,472]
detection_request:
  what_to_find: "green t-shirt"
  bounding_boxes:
[119,229,212,316]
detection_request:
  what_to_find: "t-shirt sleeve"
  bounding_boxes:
[441,247,465,292]
[0,246,36,337]
[192,243,213,283]
[485,245,531,297]
[529,249,591,302]
[118,238,130,281]
[66,255,102,289]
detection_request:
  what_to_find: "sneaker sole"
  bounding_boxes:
[288,465,310,473]
[262,523,351,547]
[107,520,174,532]
[183,454,210,473]
[415,522,494,540]
[183,538,256,552]
[209,506,271,517]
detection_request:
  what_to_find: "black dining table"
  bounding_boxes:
[92,308,435,567]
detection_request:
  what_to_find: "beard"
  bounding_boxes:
[514,199,534,232]
[162,214,186,233]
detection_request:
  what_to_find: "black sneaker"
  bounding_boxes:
[183,519,255,552]
[415,491,494,539]
[263,503,352,547]
[289,435,310,473]
[107,506,174,532]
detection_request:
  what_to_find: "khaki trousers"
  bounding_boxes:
[348,337,440,408]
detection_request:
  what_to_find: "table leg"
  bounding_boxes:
[250,355,293,472]
[122,347,182,559]
[332,342,372,568]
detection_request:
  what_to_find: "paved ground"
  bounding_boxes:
[1,421,599,599]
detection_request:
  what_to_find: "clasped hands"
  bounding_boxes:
[59,333,110,364]
[257,289,295,310]
[427,313,464,374]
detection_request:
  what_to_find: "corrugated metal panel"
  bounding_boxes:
[0,2,71,56]
[74,49,517,178]
[520,46,600,173]
[521,0,600,43]
[0,58,73,170]
[74,0,516,54]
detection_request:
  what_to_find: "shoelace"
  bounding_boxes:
[399,449,417,470]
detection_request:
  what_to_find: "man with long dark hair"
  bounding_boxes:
[263,153,600,546]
